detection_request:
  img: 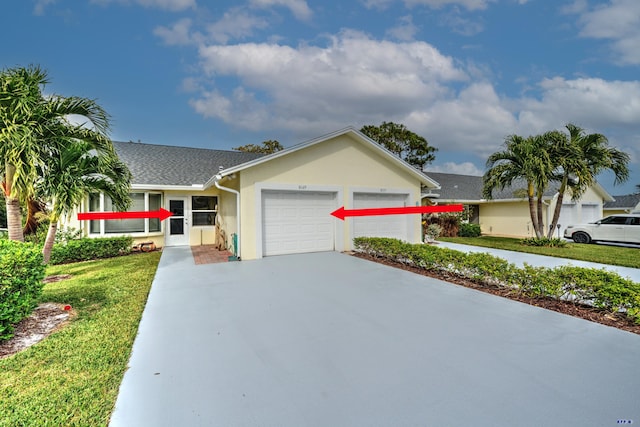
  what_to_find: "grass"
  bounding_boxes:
[439,236,640,269]
[0,252,161,427]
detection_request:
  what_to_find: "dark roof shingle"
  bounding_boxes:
[604,194,640,209]
[113,141,264,186]
[424,171,560,201]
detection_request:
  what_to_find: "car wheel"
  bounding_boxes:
[572,231,591,244]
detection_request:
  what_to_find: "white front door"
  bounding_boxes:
[166,197,189,246]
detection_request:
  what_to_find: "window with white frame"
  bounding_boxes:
[192,196,217,226]
[89,192,163,235]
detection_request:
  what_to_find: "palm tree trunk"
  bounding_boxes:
[6,196,24,242]
[42,220,57,264]
[527,195,541,238]
[536,192,545,238]
[547,176,569,238]
[23,198,46,236]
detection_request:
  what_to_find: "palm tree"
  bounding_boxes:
[546,124,629,237]
[1,65,113,242]
[39,140,131,263]
[483,134,554,238]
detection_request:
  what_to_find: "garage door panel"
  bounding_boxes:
[262,190,336,256]
[353,193,410,241]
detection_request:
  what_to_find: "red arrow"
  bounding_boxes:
[78,208,173,221]
[331,204,463,220]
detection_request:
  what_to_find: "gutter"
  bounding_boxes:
[213,173,241,260]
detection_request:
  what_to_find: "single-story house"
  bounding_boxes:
[603,194,640,215]
[68,127,439,260]
[422,172,614,238]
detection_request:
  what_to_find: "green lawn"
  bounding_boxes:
[0,252,161,427]
[439,236,640,269]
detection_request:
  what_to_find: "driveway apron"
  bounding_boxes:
[110,248,640,427]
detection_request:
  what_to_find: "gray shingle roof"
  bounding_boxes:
[604,194,640,209]
[424,171,560,201]
[113,141,264,186]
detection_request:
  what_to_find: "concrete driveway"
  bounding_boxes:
[110,249,640,427]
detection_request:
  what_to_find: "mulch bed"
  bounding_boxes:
[353,253,640,335]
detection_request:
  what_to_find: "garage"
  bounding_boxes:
[261,190,337,256]
[352,192,410,241]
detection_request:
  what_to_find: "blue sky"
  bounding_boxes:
[4,0,640,194]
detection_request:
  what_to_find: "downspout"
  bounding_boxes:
[214,174,241,260]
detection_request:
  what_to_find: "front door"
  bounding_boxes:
[166,197,189,246]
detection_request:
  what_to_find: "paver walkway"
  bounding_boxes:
[110,249,640,427]
[190,245,234,264]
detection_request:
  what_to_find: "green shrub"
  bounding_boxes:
[353,237,640,324]
[0,240,46,341]
[49,236,133,265]
[458,223,481,237]
[520,237,567,247]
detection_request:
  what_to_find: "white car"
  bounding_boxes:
[564,214,640,244]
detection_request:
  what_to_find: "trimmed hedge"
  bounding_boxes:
[353,237,640,323]
[49,236,133,265]
[0,240,46,341]
[458,223,481,237]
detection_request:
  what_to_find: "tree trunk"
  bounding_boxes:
[6,196,24,242]
[42,221,57,264]
[23,198,47,236]
[547,176,569,238]
[536,192,545,238]
[527,195,541,238]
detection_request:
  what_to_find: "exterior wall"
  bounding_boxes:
[214,178,240,253]
[479,186,605,238]
[479,201,542,238]
[238,133,423,259]
[163,189,221,247]
[72,188,226,248]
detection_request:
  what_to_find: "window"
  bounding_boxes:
[149,193,162,232]
[105,193,145,233]
[601,216,629,225]
[88,192,163,235]
[192,196,217,226]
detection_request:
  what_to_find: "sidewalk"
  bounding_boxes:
[436,241,640,283]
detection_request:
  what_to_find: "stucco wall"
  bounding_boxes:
[237,133,423,259]
[479,201,541,238]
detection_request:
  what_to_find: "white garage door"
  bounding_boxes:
[557,204,578,238]
[581,204,601,223]
[353,193,410,241]
[262,190,336,256]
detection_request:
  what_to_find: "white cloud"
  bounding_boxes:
[404,0,495,10]
[206,8,270,44]
[33,0,56,15]
[572,0,640,65]
[90,0,195,11]
[427,162,484,176]
[154,18,194,46]
[517,77,640,131]
[386,15,419,41]
[250,0,312,21]
[187,29,639,178]
[440,9,484,35]
[406,82,518,158]
[193,31,467,135]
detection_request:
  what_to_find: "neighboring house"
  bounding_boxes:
[604,194,640,215]
[68,127,439,260]
[422,172,614,238]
